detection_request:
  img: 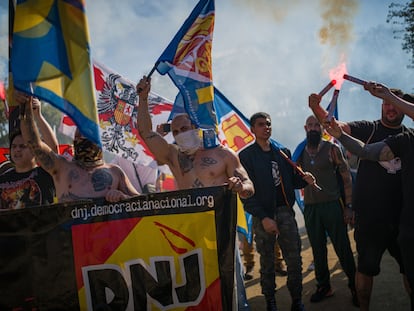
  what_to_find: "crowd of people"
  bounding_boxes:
[0,77,413,311]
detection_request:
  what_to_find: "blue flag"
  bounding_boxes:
[11,0,101,146]
[156,0,216,130]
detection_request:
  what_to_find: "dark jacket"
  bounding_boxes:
[239,142,307,220]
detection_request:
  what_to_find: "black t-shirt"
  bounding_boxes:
[348,120,407,224]
[385,130,414,235]
[262,150,286,207]
[0,167,55,210]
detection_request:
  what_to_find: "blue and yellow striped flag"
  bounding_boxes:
[11,0,100,146]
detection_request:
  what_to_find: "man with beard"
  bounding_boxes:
[322,81,414,311]
[18,95,139,203]
[295,115,357,307]
[309,86,409,311]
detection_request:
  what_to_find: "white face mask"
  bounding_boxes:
[174,129,202,155]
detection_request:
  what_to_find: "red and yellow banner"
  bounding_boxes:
[0,186,236,310]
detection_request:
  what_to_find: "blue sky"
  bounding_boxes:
[1,0,413,150]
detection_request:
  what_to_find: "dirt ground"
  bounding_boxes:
[243,207,411,310]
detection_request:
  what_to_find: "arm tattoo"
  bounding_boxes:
[145,132,159,140]
[379,145,395,161]
[32,148,56,170]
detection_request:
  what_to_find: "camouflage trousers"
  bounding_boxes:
[253,205,303,301]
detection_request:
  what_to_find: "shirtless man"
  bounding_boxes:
[18,95,139,203]
[136,76,254,310]
[136,76,254,199]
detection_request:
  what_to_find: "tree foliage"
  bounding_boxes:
[387,1,414,68]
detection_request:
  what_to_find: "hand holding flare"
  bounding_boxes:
[279,150,322,191]
[343,74,367,86]
[318,80,337,97]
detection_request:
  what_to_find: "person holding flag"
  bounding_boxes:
[136,76,254,310]
[136,76,253,199]
[18,94,139,203]
[0,92,58,210]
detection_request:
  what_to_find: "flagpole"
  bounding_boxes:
[137,62,159,93]
[279,150,322,191]
[146,62,159,79]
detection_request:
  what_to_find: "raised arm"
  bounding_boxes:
[17,93,61,174]
[31,97,59,153]
[364,81,414,119]
[308,93,351,134]
[136,76,175,165]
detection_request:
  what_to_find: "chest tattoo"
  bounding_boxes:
[68,169,80,182]
[91,169,113,191]
[200,157,217,168]
[192,178,204,188]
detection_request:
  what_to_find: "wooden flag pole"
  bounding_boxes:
[279,149,322,191]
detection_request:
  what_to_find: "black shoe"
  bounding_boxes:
[275,265,288,277]
[245,265,254,274]
[291,300,306,311]
[266,298,278,311]
[244,273,253,281]
[350,287,359,307]
[310,284,334,302]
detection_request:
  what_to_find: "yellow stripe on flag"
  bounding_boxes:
[196,85,214,105]
[236,195,248,233]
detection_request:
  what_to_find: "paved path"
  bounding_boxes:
[243,206,410,310]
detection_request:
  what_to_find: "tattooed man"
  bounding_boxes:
[19,95,138,203]
[136,76,254,199]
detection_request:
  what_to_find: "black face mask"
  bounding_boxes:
[306,130,322,147]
